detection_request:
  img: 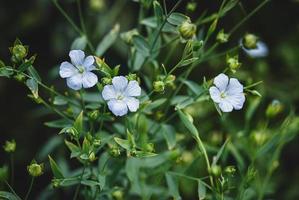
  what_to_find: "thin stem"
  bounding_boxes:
[73,164,87,200]
[195,136,214,187]
[39,98,73,122]
[52,0,82,35]
[10,153,14,187]
[24,177,35,200]
[4,180,21,199]
[229,0,270,35]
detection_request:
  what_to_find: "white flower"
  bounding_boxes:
[209,73,245,112]
[59,50,98,90]
[241,41,269,58]
[102,76,141,116]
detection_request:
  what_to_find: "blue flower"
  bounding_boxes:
[59,50,98,90]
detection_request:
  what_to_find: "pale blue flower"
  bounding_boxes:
[209,73,245,112]
[59,50,98,90]
[241,41,269,58]
[102,76,141,116]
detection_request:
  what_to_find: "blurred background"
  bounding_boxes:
[1,0,299,199]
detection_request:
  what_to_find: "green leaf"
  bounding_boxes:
[161,124,176,150]
[37,136,63,160]
[26,78,38,98]
[181,80,204,96]
[132,35,150,57]
[179,57,198,68]
[177,110,199,140]
[81,180,101,187]
[167,12,190,26]
[74,111,83,134]
[28,65,41,82]
[197,180,206,199]
[0,191,21,200]
[96,24,120,57]
[153,1,163,25]
[141,17,176,33]
[65,140,81,158]
[212,139,229,165]
[71,35,87,50]
[53,96,68,105]
[0,67,14,78]
[114,137,132,151]
[44,119,72,128]
[165,173,181,199]
[18,61,32,72]
[48,155,64,179]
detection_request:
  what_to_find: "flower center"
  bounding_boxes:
[220,91,227,99]
[77,65,85,74]
[116,93,124,100]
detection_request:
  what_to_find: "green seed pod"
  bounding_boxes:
[153,81,165,93]
[210,165,222,177]
[243,33,258,49]
[179,21,197,40]
[3,140,16,153]
[89,0,105,12]
[112,189,124,200]
[27,163,44,177]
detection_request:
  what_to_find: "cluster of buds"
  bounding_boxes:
[153,74,176,93]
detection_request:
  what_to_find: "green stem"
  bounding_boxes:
[39,98,73,122]
[4,180,20,199]
[24,177,35,200]
[73,164,87,200]
[195,136,214,188]
[10,154,14,187]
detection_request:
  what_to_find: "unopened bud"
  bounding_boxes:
[3,140,16,153]
[89,152,97,162]
[226,55,241,73]
[121,29,139,45]
[224,166,236,175]
[153,81,165,92]
[27,162,44,177]
[112,189,124,200]
[89,0,105,11]
[266,100,283,118]
[217,30,229,43]
[12,44,27,60]
[179,21,197,40]
[146,143,155,152]
[109,147,121,157]
[210,165,222,177]
[243,33,258,49]
[101,77,112,85]
[126,73,138,81]
[14,73,26,82]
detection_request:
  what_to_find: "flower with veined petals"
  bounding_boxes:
[102,76,141,116]
[240,41,269,58]
[59,50,98,90]
[209,73,245,112]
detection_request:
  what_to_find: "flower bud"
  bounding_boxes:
[101,77,112,85]
[250,130,268,146]
[89,0,105,12]
[14,73,26,82]
[146,143,155,152]
[178,21,197,40]
[109,146,121,157]
[153,81,165,93]
[226,55,241,73]
[216,30,229,43]
[266,100,283,118]
[209,165,222,177]
[27,162,44,177]
[112,189,124,200]
[93,138,101,147]
[88,110,100,121]
[126,73,138,81]
[165,75,176,86]
[224,166,236,175]
[12,44,27,61]
[52,178,62,188]
[89,152,97,162]
[243,33,258,49]
[181,151,193,164]
[3,140,16,153]
[186,2,197,12]
[120,29,139,45]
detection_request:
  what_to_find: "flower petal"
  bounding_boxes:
[82,72,98,88]
[69,50,85,66]
[219,100,233,112]
[83,56,95,71]
[59,62,77,78]
[112,76,128,92]
[124,97,139,112]
[66,73,82,90]
[108,99,128,116]
[209,86,221,103]
[242,41,269,58]
[227,93,245,110]
[214,73,229,92]
[125,81,141,97]
[102,85,117,100]
[226,78,243,95]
